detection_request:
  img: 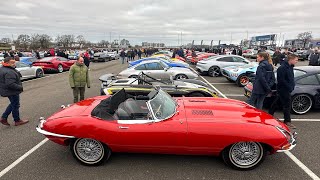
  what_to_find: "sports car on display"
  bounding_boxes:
[36,88,296,170]
[242,49,258,59]
[118,60,198,80]
[0,61,44,80]
[129,57,189,68]
[190,53,216,64]
[107,51,119,60]
[196,55,251,77]
[244,66,320,115]
[222,62,258,87]
[32,56,76,73]
[92,51,110,62]
[98,72,217,97]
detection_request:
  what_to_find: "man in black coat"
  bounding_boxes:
[308,50,319,66]
[268,54,298,129]
[0,57,29,126]
[272,48,283,66]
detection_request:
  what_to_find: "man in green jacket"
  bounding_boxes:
[69,57,90,103]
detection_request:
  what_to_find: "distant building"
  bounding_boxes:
[142,42,165,48]
[309,39,320,48]
[284,39,305,49]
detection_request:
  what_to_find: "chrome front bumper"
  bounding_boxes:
[36,118,75,138]
[276,131,297,152]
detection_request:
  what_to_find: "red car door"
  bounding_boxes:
[116,100,187,154]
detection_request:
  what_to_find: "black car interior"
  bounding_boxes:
[92,88,156,120]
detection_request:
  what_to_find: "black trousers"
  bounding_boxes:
[268,90,291,123]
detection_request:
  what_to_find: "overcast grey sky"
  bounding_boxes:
[1,0,319,46]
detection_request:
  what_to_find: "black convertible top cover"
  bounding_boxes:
[91,89,128,120]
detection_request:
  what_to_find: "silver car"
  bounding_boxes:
[196,55,251,77]
[15,62,44,80]
[118,60,198,80]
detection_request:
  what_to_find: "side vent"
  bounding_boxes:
[192,110,213,116]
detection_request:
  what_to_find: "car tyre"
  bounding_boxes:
[208,66,220,77]
[71,138,111,166]
[175,74,188,80]
[291,94,313,115]
[129,75,138,79]
[57,64,63,73]
[36,69,44,78]
[222,142,266,171]
[236,74,250,87]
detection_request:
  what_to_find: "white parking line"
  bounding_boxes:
[0,138,48,178]
[195,70,320,180]
[225,94,245,97]
[211,83,234,85]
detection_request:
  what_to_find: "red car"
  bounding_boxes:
[191,53,216,64]
[33,56,76,73]
[36,89,296,170]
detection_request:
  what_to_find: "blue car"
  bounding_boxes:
[221,62,258,87]
[129,58,189,68]
[20,57,38,65]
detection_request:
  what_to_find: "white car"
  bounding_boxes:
[107,51,119,60]
[196,55,251,77]
[0,53,4,63]
[93,52,110,62]
[118,60,198,80]
[0,61,44,80]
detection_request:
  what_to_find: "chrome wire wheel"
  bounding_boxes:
[229,142,263,169]
[74,138,105,164]
[57,64,63,73]
[292,94,312,114]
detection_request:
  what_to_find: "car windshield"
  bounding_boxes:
[159,61,169,69]
[148,90,176,120]
[294,69,307,78]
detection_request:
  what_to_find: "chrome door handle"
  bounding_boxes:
[119,126,129,129]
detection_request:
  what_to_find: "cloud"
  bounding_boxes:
[0,0,318,46]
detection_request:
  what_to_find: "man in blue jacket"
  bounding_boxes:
[268,54,298,129]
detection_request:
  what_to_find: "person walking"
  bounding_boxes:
[120,49,126,64]
[69,57,90,103]
[83,51,90,70]
[268,54,299,129]
[272,48,284,66]
[248,52,275,109]
[308,50,319,66]
[137,49,142,59]
[0,57,29,126]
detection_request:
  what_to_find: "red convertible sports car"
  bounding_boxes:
[33,56,76,73]
[36,88,296,170]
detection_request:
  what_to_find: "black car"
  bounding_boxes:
[244,66,320,115]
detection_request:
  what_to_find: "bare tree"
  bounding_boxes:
[16,34,31,50]
[0,38,11,44]
[98,40,109,47]
[76,35,86,48]
[56,35,75,48]
[39,34,52,49]
[297,31,312,48]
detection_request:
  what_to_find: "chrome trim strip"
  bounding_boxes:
[36,127,75,138]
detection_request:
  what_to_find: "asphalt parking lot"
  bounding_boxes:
[0,59,319,180]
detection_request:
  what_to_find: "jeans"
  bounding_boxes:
[268,91,291,123]
[2,95,21,122]
[73,87,86,103]
[248,93,266,110]
[121,57,125,64]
